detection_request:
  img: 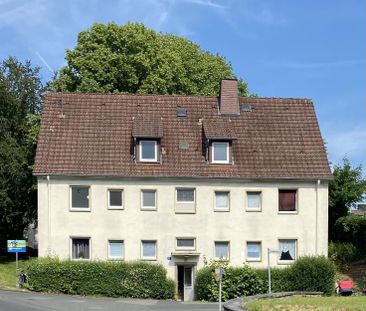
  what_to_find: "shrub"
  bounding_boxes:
[195,261,265,301]
[329,242,360,265]
[23,258,175,299]
[290,256,335,296]
[254,267,293,292]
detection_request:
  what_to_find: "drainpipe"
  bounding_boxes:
[47,175,51,253]
[315,179,320,254]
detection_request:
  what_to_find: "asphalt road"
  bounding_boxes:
[0,290,218,311]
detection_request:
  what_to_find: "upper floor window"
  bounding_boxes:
[139,140,158,162]
[247,191,261,211]
[279,190,297,212]
[141,190,157,210]
[215,191,230,211]
[71,186,90,211]
[108,189,123,209]
[176,188,195,203]
[176,238,196,250]
[212,142,229,163]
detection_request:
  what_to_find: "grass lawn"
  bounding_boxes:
[245,296,366,311]
[0,257,28,289]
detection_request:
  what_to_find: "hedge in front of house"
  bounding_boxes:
[23,258,175,299]
[195,256,336,301]
[195,264,266,301]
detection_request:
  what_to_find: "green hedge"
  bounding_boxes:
[329,242,361,265]
[23,258,175,299]
[195,264,265,301]
[195,256,336,301]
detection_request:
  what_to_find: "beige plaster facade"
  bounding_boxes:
[38,176,328,280]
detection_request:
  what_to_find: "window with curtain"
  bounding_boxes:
[215,191,230,211]
[141,241,156,260]
[215,241,229,259]
[72,238,90,259]
[279,239,296,261]
[176,189,195,202]
[247,192,261,210]
[279,190,297,211]
[108,241,124,259]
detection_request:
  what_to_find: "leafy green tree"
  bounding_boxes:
[329,158,366,240]
[52,22,248,96]
[0,57,44,249]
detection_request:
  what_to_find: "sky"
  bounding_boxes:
[1,0,365,172]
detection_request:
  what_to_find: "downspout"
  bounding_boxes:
[47,175,51,254]
[315,179,320,254]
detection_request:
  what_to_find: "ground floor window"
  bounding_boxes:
[246,242,261,261]
[215,241,229,260]
[279,239,297,261]
[108,240,124,259]
[141,240,157,260]
[72,238,90,259]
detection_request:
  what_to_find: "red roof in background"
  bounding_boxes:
[33,92,332,179]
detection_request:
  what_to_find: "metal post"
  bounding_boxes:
[16,251,19,288]
[219,268,222,311]
[267,248,271,294]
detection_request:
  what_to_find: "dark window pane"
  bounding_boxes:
[72,187,89,208]
[279,190,296,211]
[184,267,192,286]
[109,190,122,207]
[177,189,195,202]
[72,238,89,259]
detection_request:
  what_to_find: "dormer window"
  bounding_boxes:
[139,140,158,162]
[212,142,230,163]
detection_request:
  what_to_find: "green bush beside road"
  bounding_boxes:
[23,258,175,299]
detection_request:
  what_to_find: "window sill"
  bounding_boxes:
[214,209,230,212]
[141,207,157,211]
[108,206,124,210]
[137,161,160,164]
[277,260,295,265]
[246,208,262,212]
[71,258,90,261]
[246,258,261,262]
[70,208,91,212]
[141,257,157,261]
[278,211,298,215]
[108,258,124,261]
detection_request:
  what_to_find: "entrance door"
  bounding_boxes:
[177,265,194,301]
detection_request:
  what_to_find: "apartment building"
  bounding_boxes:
[34,80,332,301]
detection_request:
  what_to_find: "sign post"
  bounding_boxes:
[7,240,26,287]
[215,267,223,311]
[267,248,280,294]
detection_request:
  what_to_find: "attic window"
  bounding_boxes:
[139,140,158,162]
[240,104,252,112]
[212,142,230,164]
[177,108,187,117]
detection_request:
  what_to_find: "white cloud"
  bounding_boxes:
[183,0,228,9]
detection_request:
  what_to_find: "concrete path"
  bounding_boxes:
[0,289,218,311]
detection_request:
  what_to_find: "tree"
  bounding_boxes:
[329,158,366,240]
[52,22,248,96]
[0,57,43,249]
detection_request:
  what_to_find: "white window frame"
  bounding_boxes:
[175,237,196,251]
[139,140,158,162]
[246,241,262,261]
[176,188,196,203]
[108,240,124,260]
[214,191,230,212]
[246,191,262,212]
[70,186,91,212]
[212,142,230,164]
[70,236,91,261]
[278,239,297,264]
[141,240,157,261]
[141,189,157,210]
[214,241,230,260]
[107,188,124,210]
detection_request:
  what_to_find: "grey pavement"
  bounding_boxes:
[0,289,218,311]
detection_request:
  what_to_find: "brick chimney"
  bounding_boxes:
[219,79,239,115]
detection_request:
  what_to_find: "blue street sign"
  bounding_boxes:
[7,240,26,253]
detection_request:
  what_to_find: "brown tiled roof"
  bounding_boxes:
[34,93,332,179]
[132,117,163,138]
[203,120,236,140]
